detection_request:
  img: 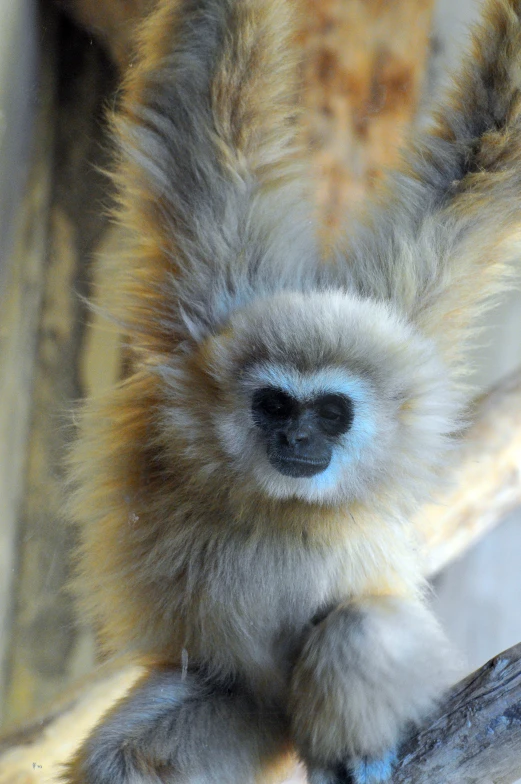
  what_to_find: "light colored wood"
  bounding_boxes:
[0,18,120,727]
[393,642,521,784]
[0,663,143,784]
[417,369,521,576]
[3,642,521,784]
[0,14,56,725]
[3,207,95,726]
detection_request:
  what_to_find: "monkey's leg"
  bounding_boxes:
[65,666,288,784]
[288,596,455,784]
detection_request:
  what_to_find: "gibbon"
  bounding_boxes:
[65,0,521,782]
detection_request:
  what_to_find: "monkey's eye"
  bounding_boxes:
[252,388,295,425]
[315,394,354,436]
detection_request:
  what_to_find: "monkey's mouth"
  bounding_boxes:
[268,454,330,478]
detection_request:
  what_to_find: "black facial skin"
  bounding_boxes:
[252,387,354,478]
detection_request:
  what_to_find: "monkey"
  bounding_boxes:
[64,0,521,782]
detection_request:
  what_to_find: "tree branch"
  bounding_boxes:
[393,643,521,784]
[420,367,521,576]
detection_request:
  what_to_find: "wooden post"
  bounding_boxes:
[0,8,56,724]
[1,12,119,725]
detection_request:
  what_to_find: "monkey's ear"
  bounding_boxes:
[338,0,521,368]
[107,0,319,356]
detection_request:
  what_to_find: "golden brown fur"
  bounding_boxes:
[65,1,521,782]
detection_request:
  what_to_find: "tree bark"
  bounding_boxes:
[299,0,435,244]
[0,7,56,724]
[393,643,521,784]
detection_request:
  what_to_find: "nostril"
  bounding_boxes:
[277,431,290,447]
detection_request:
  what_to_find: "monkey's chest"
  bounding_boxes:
[183,544,347,684]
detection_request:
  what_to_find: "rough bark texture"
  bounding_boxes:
[299,0,435,245]
[393,643,521,784]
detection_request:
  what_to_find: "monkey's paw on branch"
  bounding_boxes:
[308,750,398,784]
[347,752,398,784]
[302,643,521,784]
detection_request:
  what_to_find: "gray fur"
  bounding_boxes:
[289,598,456,769]
[117,0,321,345]
[81,669,287,783]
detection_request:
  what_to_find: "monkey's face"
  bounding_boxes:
[180,291,458,506]
[251,387,354,478]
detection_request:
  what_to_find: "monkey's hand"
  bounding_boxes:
[288,596,455,784]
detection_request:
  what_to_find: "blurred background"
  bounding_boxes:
[0,0,520,758]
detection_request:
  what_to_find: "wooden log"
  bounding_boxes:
[0,8,56,725]
[299,0,435,245]
[417,367,521,575]
[0,13,119,727]
[393,643,521,784]
[2,643,521,784]
[0,663,143,784]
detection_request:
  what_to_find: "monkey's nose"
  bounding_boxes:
[278,426,310,448]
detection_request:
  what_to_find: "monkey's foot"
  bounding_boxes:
[308,750,397,784]
[346,751,397,784]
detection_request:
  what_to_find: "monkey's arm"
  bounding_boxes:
[289,595,454,784]
[111,0,317,354]
[341,0,521,363]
